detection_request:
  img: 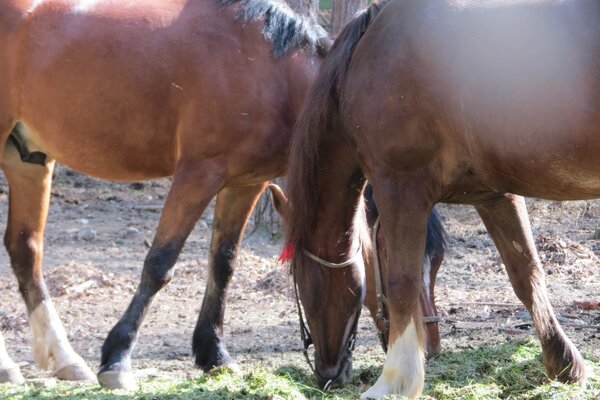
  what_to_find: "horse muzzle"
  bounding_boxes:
[315,357,353,390]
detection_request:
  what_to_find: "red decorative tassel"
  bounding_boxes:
[278,242,295,264]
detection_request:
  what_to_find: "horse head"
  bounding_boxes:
[269,184,365,389]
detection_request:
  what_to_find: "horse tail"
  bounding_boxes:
[286,1,390,246]
[425,209,447,263]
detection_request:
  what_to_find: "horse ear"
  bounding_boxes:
[268,183,289,219]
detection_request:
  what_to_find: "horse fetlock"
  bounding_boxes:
[362,320,425,399]
[0,337,25,385]
[31,338,51,370]
[0,364,25,385]
[543,338,587,386]
[29,300,86,375]
[192,325,233,372]
[32,336,93,381]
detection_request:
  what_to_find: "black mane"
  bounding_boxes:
[219,0,330,57]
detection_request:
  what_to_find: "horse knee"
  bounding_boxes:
[4,231,43,292]
[141,244,180,290]
[5,231,41,264]
[387,274,421,309]
[211,239,238,285]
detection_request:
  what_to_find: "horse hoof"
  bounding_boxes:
[97,370,138,390]
[54,362,96,382]
[0,365,25,384]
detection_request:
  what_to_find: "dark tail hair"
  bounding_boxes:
[286,1,390,247]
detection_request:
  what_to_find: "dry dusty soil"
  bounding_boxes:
[0,166,598,388]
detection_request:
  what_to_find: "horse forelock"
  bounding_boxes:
[218,0,328,57]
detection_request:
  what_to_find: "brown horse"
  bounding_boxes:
[284,0,598,398]
[0,0,329,388]
[270,183,446,366]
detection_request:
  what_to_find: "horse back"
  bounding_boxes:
[344,0,600,200]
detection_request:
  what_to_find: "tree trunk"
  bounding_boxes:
[332,0,367,36]
[285,0,319,24]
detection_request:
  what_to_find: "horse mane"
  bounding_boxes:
[285,1,390,250]
[218,0,330,57]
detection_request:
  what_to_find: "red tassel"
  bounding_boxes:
[278,242,295,264]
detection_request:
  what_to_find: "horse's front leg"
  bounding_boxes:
[361,177,432,399]
[98,160,224,390]
[475,194,586,386]
[193,183,267,372]
[2,143,94,382]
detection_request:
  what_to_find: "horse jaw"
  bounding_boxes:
[361,319,425,399]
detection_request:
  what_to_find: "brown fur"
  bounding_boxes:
[287,0,597,394]
[0,0,325,385]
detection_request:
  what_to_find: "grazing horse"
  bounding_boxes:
[270,183,446,370]
[284,0,598,398]
[0,0,329,388]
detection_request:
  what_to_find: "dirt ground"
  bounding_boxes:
[0,165,598,385]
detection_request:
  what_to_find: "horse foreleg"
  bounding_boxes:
[193,183,267,372]
[98,161,224,390]
[2,144,94,382]
[475,194,586,386]
[361,178,431,399]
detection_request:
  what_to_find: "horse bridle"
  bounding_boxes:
[371,217,441,353]
[291,246,362,391]
[291,218,442,389]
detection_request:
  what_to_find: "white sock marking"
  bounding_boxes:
[30,300,87,373]
[0,332,19,371]
[361,319,425,399]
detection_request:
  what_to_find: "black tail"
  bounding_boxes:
[364,185,447,260]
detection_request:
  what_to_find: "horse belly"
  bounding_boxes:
[11,2,184,180]
[420,0,600,200]
[14,120,177,181]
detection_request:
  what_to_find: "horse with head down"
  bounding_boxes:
[269,182,446,388]
[284,0,598,397]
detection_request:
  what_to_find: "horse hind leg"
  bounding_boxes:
[193,182,267,372]
[475,194,586,386]
[2,141,95,381]
[99,160,225,390]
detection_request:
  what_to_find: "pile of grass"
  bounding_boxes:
[0,339,597,399]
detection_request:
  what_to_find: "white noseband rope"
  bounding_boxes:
[302,246,362,268]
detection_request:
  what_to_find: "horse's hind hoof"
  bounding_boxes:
[0,365,25,384]
[97,370,137,390]
[55,362,96,382]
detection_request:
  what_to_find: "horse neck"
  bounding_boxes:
[306,139,367,260]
